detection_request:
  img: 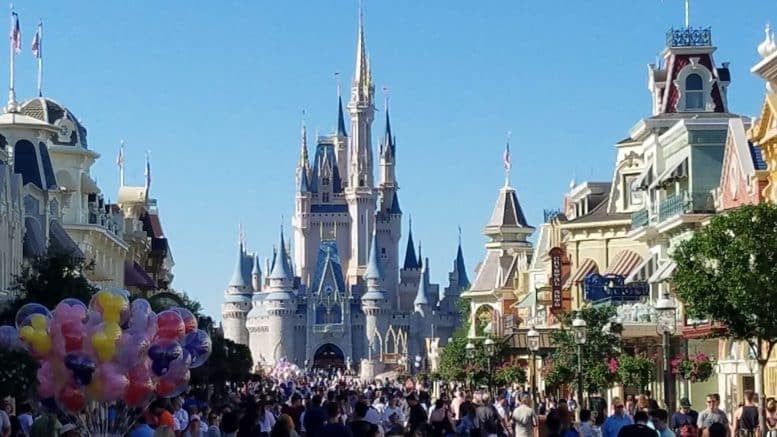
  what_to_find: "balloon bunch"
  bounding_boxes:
[1,290,212,415]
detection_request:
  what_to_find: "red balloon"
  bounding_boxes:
[58,385,86,413]
[173,308,197,334]
[156,311,184,341]
[61,321,84,353]
[125,362,155,408]
[155,378,177,398]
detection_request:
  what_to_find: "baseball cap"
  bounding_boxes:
[680,398,691,408]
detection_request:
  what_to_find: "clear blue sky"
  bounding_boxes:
[13,1,774,320]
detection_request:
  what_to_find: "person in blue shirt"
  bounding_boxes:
[128,415,154,437]
[602,398,634,437]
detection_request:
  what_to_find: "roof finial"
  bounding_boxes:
[458,225,462,246]
[382,85,389,112]
[503,131,512,187]
[117,140,125,187]
[684,0,690,28]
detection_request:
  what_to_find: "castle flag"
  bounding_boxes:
[10,12,20,54]
[31,22,40,59]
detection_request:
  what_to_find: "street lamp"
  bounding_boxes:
[465,341,476,389]
[484,338,496,393]
[572,314,587,409]
[527,326,540,406]
[656,292,677,411]
[414,355,422,374]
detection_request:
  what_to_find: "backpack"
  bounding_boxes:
[679,421,699,437]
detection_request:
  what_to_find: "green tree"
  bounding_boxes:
[544,306,620,395]
[0,250,97,325]
[672,202,777,426]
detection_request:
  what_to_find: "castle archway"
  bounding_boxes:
[313,343,345,369]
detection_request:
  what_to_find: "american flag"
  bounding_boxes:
[503,142,511,172]
[10,12,20,54]
[31,22,40,59]
[116,143,124,168]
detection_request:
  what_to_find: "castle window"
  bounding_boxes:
[685,74,704,110]
[381,248,386,254]
[322,193,329,203]
[322,177,330,186]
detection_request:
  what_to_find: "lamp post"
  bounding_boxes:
[414,355,422,375]
[465,341,476,390]
[572,314,587,409]
[527,326,540,407]
[484,338,496,393]
[655,292,677,411]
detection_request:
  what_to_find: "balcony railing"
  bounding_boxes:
[666,26,712,48]
[631,209,649,230]
[312,323,345,334]
[658,191,715,222]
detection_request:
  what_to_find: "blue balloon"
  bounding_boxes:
[183,329,212,369]
[0,325,20,350]
[64,353,96,386]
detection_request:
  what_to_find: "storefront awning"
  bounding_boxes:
[602,250,644,277]
[648,260,677,283]
[626,253,658,284]
[23,217,45,258]
[564,258,598,288]
[124,260,156,289]
[652,153,689,189]
[634,164,654,191]
[49,219,85,260]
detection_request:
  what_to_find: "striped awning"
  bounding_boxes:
[563,258,598,288]
[654,155,689,189]
[648,260,677,283]
[626,253,658,283]
[634,165,654,191]
[602,250,644,277]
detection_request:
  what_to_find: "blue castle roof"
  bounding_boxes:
[310,240,347,295]
[414,258,431,306]
[268,230,293,280]
[403,220,419,269]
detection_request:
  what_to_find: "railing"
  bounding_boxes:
[312,323,345,334]
[658,191,715,222]
[615,302,659,324]
[631,209,649,230]
[666,26,712,48]
[86,208,121,237]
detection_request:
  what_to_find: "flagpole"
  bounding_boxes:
[504,131,512,187]
[36,20,41,97]
[118,140,125,187]
[7,8,16,112]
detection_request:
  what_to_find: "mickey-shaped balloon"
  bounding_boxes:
[64,353,96,386]
[183,329,212,369]
[19,313,52,356]
[148,339,183,377]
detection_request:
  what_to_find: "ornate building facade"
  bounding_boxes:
[221,11,468,374]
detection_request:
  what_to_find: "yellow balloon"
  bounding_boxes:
[32,335,51,355]
[91,332,116,362]
[19,325,35,341]
[30,314,48,330]
[104,323,121,340]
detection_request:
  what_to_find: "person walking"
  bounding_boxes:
[511,394,537,437]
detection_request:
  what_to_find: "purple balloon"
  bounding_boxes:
[0,325,21,351]
[116,333,149,372]
[183,330,212,369]
[64,353,96,386]
[148,340,183,377]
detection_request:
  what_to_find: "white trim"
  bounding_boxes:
[673,60,716,112]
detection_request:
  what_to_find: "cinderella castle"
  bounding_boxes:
[221,8,469,376]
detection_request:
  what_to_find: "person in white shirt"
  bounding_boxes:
[173,398,190,434]
[382,397,405,430]
[257,402,276,434]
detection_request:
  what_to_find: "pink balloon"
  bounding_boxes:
[36,360,57,399]
[97,363,129,402]
[129,299,157,339]
[116,333,149,372]
[53,301,87,325]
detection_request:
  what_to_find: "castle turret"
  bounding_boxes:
[414,257,431,314]
[262,228,297,363]
[362,229,388,359]
[334,93,349,182]
[398,218,422,310]
[222,240,252,346]
[441,233,470,311]
[375,101,402,307]
[251,253,262,292]
[345,4,377,285]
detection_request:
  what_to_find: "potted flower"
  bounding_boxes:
[617,353,655,390]
[672,352,715,382]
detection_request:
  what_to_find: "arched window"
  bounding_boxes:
[315,303,327,324]
[685,74,704,110]
[322,177,330,186]
[330,304,342,324]
[322,193,329,203]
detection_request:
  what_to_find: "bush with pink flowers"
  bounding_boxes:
[672,352,715,382]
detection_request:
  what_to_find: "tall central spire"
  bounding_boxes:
[353,0,370,100]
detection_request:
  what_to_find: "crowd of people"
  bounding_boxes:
[4,368,777,437]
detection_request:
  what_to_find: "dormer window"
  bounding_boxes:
[685,74,704,110]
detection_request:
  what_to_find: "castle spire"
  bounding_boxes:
[403,217,418,269]
[337,83,347,137]
[455,228,470,290]
[382,94,394,158]
[229,236,247,289]
[299,111,309,167]
[352,0,371,101]
[365,228,383,283]
[414,258,430,306]
[268,227,293,281]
